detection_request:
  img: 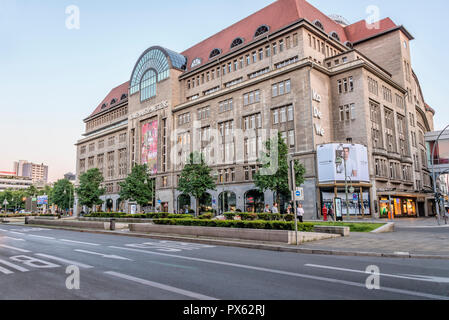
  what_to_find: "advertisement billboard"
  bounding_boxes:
[141,120,158,175]
[37,195,48,205]
[317,144,369,183]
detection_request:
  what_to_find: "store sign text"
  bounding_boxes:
[130,100,169,120]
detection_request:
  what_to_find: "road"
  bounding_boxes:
[0,224,448,300]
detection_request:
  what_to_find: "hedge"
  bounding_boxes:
[84,212,193,219]
[224,212,295,221]
[152,219,315,232]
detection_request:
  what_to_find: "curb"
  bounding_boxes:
[6,222,449,260]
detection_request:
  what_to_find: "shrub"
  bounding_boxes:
[152,218,316,232]
[198,213,213,220]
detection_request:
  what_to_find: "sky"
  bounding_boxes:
[0,0,447,182]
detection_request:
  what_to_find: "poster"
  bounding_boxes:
[322,192,370,215]
[317,144,370,183]
[141,120,158,174]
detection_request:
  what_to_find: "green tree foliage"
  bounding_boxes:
[52,179,74,211]
[76,168,105,212]
[177,152,216,216]
[254,132,306,204]
[119,164,155,209]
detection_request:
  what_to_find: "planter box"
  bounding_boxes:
[129,224,341,244]
[29,219,127,230]
[313,226,350,237]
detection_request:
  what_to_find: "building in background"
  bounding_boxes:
[75,0,435,218]
[13,161,48,184]
[64,172,76,182]
[0,171,33,192]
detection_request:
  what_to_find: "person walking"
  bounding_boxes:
[287,204,292,215]
[296,203,304,223]
[271,203,279,214]
[264,204,271,213]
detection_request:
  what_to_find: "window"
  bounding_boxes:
[230,37,244,48]
[368,77,378,95]
[314,20,324,30]
[140,69,157,101]
[382,86,392,102]
[178,112,191,125]
[330,32,340,41]
[254,25,269,37]
[275,56,299,69]
[248,67,269,79]
[108,136,115,146]
[272,105,293,124]
[272,79,291,97]
[272,43,277,55]
[258,49,263,61]
[197,106,210,120]
[209,48,222,59]
[252,51,257,63]
[219,99,233,113]
[246,55,250,66]
[119,133,127,143]
[243,113,262,130]
[88,143,95,152]
[107,151,115,178]
[98,140,104,150]
[279,40,284,52]
[243,90,260,106]
[265,46,271,58]
[288,130,295,147]
[338,77,354,94]
[239,57,244,69]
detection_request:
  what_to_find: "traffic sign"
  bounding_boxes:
[295,187,304,201]
[3,199,8,206]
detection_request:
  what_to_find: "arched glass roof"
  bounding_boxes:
[130,47,187,95]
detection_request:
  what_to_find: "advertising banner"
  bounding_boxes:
[141,120,158,175]
[317,144,369,183]
[37,196,48,205]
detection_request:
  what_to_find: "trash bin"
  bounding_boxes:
[110,219,116,231]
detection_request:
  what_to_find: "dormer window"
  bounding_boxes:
[330,31,340,42]
[344,41,353,49]
[313,20,324,30]
[111,99,117,105]
[230,37,244,49]
[191,58,202,68]
[209,49,222,59]
[120,94,127,100]
[254,25,270,38]
[101,103,107,110]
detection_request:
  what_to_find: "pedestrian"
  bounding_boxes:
[296,204,304,223]
[287,204,292,215]
[264,204,271,213]
[328,206,334,220]
[271,203,279,214]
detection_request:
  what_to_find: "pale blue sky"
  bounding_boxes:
[0,0,447,182]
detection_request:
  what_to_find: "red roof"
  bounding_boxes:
[181,0,405,71]
[0,171,16,176]
[344,18,398,43]
[89,81,129,118]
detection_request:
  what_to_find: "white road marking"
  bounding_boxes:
[0,266,13,275]
[105,271,218,300]
[60,239,100,246]
[0,245,31,253]
[75,249,133,261]
[305,264,449,284]
[0,236,25,241]
[28,235,56,240]
[0,259,29,272]
[9,232,25,235]
[109,246,449,300]
[125,241,215,252]
[35,254,94,269]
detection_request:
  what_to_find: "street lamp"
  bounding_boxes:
[431,125,449,225]
[3,199,9,214]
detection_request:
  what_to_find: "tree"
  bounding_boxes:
[177,152,216,216]
[254,132,306,205]
[76,168,105,212]
[119,164,155,210]
[52,179,74,212]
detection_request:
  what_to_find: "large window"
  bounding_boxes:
[140,70,157,101]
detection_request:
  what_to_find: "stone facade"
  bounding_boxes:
[75,0,435,219]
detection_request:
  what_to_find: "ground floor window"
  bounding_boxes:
[321,188,371,216]
[178,194,191,214]
[218,192,237,214]
[379,197,417,218]
[245,190,264,213]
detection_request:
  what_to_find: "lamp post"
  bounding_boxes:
[431,125,449,225]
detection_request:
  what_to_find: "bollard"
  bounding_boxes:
[25,216,29,225]
[110,218,116,231]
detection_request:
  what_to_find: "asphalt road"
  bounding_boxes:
[0,224,448,300]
